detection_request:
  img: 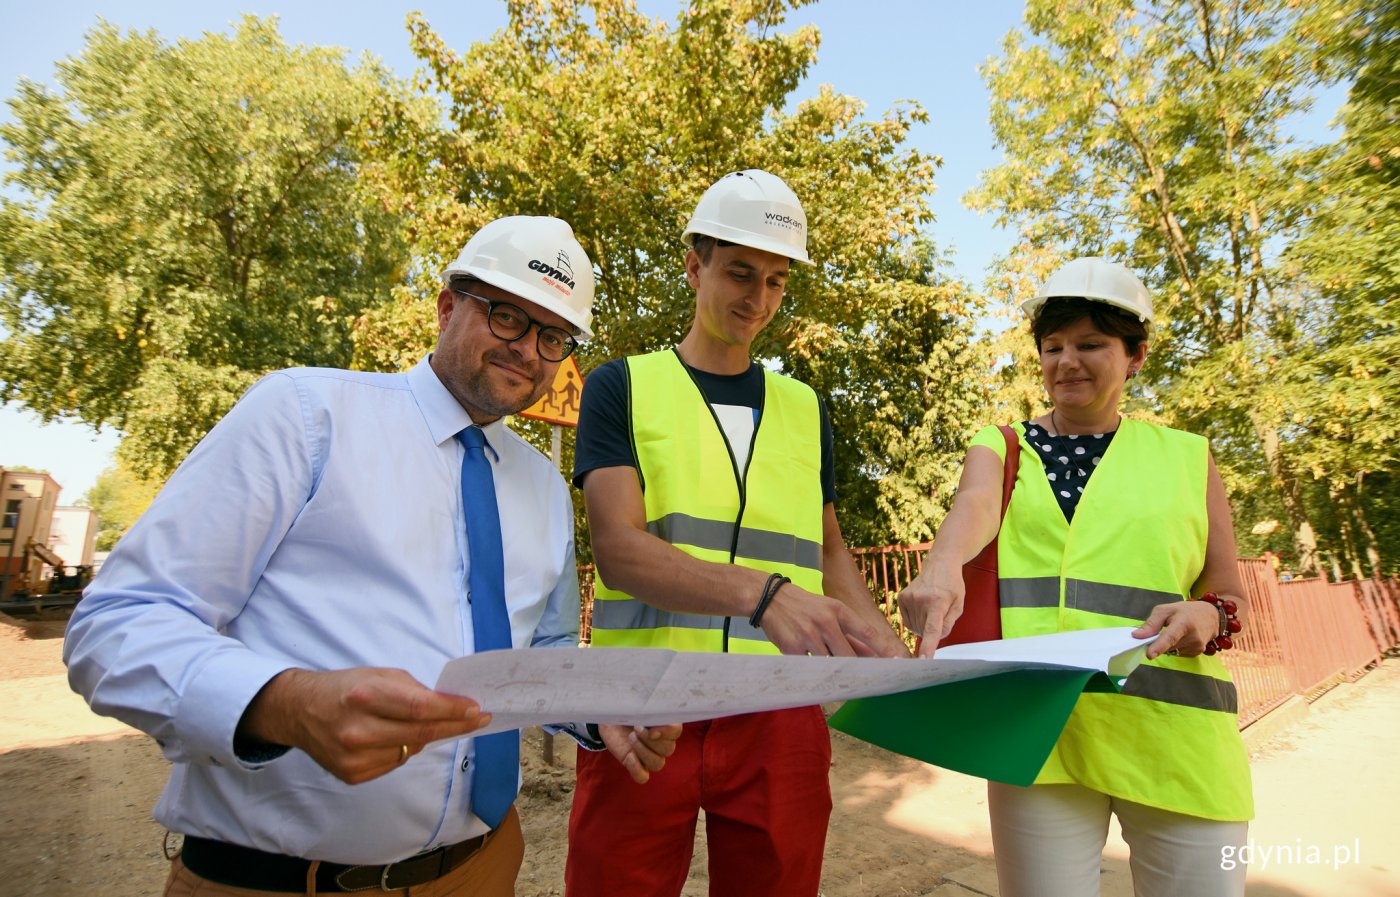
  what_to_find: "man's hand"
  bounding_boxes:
[599,723,682,783]
[237,667,491,785]
[758,583,889,657]
[897,561,966,658]
[857,605,914,659]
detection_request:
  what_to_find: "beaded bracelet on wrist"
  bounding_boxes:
[1199,591,1242,655]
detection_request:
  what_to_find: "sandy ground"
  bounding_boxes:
[2,611,1397,897]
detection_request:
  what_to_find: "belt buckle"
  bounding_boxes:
[376,849,440,892]
[335,839,460,892]
[331,860,409,892]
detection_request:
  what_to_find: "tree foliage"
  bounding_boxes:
[786,238,992,545]
[359,0,988,545]
[0,17,407,477]
[1282,0,1400,575]
[82,462,161,551]
[969,0,1393,573]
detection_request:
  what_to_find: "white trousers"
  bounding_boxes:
[988,782,1248,897]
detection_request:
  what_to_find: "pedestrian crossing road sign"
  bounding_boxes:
[518,356,583,428]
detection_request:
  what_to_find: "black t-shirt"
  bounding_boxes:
[572,355,837,505]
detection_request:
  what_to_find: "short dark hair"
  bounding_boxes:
[1031,297,1148,355]
[447,273,479,293]
[688,235,738,264]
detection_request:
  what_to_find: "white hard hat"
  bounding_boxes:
[442,216,595,339]
[682,169,812,265]
[1022,257,1154,333]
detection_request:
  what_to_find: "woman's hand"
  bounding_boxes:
[896,442,1007,659]
[897,561,966,658]
[1134,599,1226,659]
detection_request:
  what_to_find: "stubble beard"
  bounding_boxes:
[456,349,548,419]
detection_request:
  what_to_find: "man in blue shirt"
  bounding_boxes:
[65,216,678,896]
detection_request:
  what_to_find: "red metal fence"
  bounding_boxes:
[578,551,1400,731]
[1227,559,1298,726]
[850,543,931,632]
[1231,566,1400,725]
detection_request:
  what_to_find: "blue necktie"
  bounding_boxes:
[457,426,518,828]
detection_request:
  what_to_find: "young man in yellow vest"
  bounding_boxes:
[564,170,910,897]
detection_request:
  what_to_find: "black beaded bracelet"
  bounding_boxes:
[749,573,790,628]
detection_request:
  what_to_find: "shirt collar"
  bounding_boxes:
[409,355,506,460]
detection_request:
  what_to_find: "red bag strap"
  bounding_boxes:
[995,424,1020,523]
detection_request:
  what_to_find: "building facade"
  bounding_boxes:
[50,506,99,569]
[0,468,63,601]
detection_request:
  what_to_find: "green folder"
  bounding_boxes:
[829,667,1125,786]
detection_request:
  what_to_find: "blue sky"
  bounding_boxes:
[0,0,1344,500]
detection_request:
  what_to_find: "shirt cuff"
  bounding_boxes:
[545,721,606,752]
[177,648,299,771]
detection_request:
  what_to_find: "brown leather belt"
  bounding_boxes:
[180,832,488,892]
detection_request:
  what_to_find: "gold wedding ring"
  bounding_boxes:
[399,744,410,764]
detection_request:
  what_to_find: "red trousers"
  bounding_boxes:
[565,706,832,897]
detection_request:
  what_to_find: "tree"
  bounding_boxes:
[1284,0,1400,575]
[968,0,1362,572]
[358,0,986,545]
[786,237,993,546]
[977,242,1066,425]
[83,462,160,551]
[0,17,408,476]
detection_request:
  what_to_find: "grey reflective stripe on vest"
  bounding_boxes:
[727,618,771,644]
[1066,579,1181,621]
[999,577,1061,608]
[590,598,727,633]
[1121,665,1239,713]
[647,512,822,570]
[999,578,1180,620]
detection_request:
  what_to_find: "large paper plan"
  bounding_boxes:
[436,628,1151,782]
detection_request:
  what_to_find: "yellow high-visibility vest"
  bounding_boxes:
[590,349,825,654]
[972,418,1253,821]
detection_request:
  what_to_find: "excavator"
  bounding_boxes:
[0,539,93,614]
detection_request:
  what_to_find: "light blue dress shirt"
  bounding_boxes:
[64,357,583,863]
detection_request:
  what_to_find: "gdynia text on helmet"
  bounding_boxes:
[529,258,576,290]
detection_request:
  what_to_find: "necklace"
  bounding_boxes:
[1032,410,1121,516]
[1045,408,1119,480]
[1046,408,1073,468]
[1049,407,1120,439]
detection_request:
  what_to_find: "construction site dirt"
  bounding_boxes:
[3,612,1395,897]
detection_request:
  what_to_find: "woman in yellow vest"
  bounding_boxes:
[899,257,1251,897]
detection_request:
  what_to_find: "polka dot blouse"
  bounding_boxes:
[1022,421,1117,523]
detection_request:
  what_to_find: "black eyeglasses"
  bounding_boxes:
[454,290,578,362]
